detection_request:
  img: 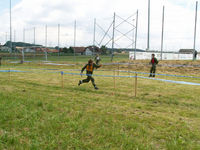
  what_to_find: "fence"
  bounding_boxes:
[129,51,199,60]
[1,66,200,98]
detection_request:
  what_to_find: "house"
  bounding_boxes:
[47,48,59,53]
[71,47,86,55]
[85,46,101,55]
[71,46,101,55]
[16,46,36,53]
[16,46,56,53]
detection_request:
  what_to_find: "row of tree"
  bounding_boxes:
[3,41,138,54]
[60,45,109,54]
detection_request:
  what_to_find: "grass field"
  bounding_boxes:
[0,56,200,149]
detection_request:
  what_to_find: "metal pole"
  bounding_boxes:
[9,0,12,53]
[33,27,35,44]
[132,19,135,50]
[73,20,76,62]
[111,12,116,61]
[134,10,139,60]
[161,6,165,60]
[23,28,25,43]
[33,27,36,56]
[58,24,60,56]
[14,30,16,42]
[14,30,16,56]
[193,1,198,60]
[135,73,137,97]
[147,0,150,51]
[5,32,7,43]
[93,18,96,56]
[23,28,25,59]
[45,25,48,61]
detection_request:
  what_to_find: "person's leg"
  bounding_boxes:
[78,76,90,86]
[149,66,153,77]
[152,66,156,77]
[91,76,98,89]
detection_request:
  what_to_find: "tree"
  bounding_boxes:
[100,45,108,55]
[62,47,68,53]
[68,47,74,53]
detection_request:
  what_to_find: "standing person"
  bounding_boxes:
[194,50,197,60]
[149,54,158,77]
[78,59,102,90]
[94,54,101,65]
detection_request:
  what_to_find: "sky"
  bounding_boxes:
[0,0,200,51]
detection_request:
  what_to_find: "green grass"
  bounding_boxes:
[0,59,200,149]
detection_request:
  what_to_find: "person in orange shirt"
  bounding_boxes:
[78,59,102,90]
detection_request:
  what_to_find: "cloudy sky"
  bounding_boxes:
[0,0,199,51]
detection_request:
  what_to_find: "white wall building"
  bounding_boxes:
[129,52,199,60]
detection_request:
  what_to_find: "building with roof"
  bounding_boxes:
[71,46,101,55]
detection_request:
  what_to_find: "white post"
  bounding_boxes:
[147,0,150,51]
[111,12,116,61]
[23,28,25,43]
[193,1,198,60]
[23,28,25,60]
[132,19,135,50]
[33,27,35,44]
[161,6,165,60]
[134,10,138,60]
[45,25,48,61]
[73,20,76,62]
[5,32,7,43]
[93,18,96,56]
[58,24,60,56]
[33,27,36,56]
[9,0,12,53]
[14,30,16,42]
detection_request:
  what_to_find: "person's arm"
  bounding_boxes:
[81,64,87,73]
[155,58,158,64]
[93,63,102,69]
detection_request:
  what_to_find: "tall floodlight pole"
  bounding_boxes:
[73,20,76,62]
[33,27,35,45]
[134,10,139,60]
[23,28,25,42]
[161,6,165,60]
[14,30,16,42]
[9,0,12,53]
[33,27,36,56]
[58,24,60,56]
[132,19,135,50]
[22,28,26,63]
[5,32,8,43]
[93,18,96,56]
[193,1,198,60]
[147,0,150,51]
[45,25,48,61]
[14,30,16,55]
[111,12,116,62]
[23,28,25,58]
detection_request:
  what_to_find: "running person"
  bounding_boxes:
[78,59,102,90]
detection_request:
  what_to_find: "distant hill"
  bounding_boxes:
[4,41,42,48]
